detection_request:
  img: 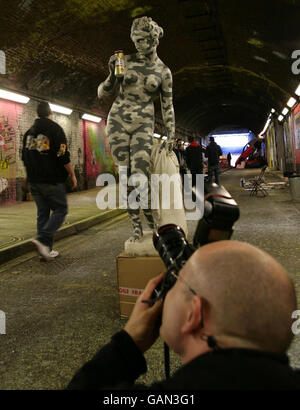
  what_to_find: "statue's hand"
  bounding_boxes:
[160,139,173,154]
[166,140,174,153]
[108,54,117,75]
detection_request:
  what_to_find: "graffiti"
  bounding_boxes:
[84,120,117,180]
[0,103,21,204]
[0,177,8,194]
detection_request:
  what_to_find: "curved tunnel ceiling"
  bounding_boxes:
[0,0,300,136]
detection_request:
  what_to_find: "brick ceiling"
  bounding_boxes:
[0,0,300,136]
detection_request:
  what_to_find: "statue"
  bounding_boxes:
[98,16,175,242]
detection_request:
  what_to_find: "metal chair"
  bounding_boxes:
[248,165,268,197]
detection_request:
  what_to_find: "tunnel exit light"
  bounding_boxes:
[49,103,72,115]
[0,88,30,104]
[82,113,102,123]
[212,134,249,148]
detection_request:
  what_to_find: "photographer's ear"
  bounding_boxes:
[181,295,202,334]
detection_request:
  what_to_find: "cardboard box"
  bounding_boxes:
[117,253,165,318]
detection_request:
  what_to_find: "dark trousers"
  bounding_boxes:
[208,164,220,185]
[29,183,68,249]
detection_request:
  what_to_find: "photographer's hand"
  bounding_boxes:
[124,272,165,353]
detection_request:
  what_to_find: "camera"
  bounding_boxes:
[149,183,240,304]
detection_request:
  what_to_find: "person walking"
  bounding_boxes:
[227,152,232,167]
[205,136,223,185]
[22,102,77,261]
[185,136,205,187]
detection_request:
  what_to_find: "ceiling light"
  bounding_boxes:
[82,113,102,123]
[271,108,275,113]
[278,115,284,121]
[287,97,297,108]
[295,84,300,96]
[153,133,161,138]
[162,136,167,140]
[282,107,289,115]
[0,88,30,104]
[49,103,72,115]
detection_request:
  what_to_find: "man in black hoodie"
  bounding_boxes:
[205,136,223,185]
[185,136,205,187]
[67,241,300,391]
[22,102,77,261]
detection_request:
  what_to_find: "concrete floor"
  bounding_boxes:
[0,168,299,389]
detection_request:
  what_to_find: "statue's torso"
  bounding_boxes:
[111,53,165,109]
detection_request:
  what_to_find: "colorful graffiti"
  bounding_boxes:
[0,101,20,203]
[84,120,117,186]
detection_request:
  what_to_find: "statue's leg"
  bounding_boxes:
[107,117,143,241]
[130,125,156,231]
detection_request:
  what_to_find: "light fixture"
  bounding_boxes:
[278,115,284,122]
[162,136,167,140]
[49,103,72,115]
[295,84,300,96]
[82,113,102,123]
[259,118,271,137]
[282,107,289,115]
[0,88,30,104]
[271,108,275,113]
[287,97,297,108]
[153,133,161,138]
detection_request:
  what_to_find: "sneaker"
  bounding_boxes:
[31,239,52,261]
[49,250,59,258]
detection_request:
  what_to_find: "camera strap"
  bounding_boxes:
[164,342,170,379]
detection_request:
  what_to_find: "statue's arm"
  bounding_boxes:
[97,55,118,99]
[160,66,175,150]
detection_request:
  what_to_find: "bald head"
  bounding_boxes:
[183,240,297,353]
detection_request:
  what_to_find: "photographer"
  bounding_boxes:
[67,240,300,390]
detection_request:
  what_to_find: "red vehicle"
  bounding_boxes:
[235,138,263,167]
[219,157,229,168]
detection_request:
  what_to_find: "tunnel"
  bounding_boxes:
[0,0,299,394]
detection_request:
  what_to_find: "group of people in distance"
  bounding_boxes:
[173,136,224,186]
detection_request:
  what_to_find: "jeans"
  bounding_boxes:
[29,183,68,249]
[208,164,220,185]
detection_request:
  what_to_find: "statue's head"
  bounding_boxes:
[130,16,163,54]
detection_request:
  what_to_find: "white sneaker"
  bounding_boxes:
[31,239,52,261]
[49,250,59,258]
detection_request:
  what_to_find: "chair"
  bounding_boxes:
[248,165,268,197]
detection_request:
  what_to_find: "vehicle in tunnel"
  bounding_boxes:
[235,138,266,168]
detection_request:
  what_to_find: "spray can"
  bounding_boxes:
[114,50,125,78]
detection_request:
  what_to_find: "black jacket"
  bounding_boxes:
[185,142,204,173]
[205,141,223,166]
[67,330,300,390]
[22,117,70,184]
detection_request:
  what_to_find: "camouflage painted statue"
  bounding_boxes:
[98,16,175,241]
